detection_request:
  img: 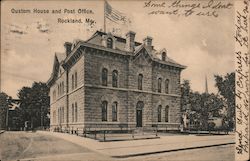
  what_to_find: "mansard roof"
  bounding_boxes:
[47,54,60,86]
[86,31,142,50]
[86,31,186,69]
[47,30,186,86]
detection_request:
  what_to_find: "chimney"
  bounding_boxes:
[143,36,153,47]
[125,31,136,52]
[64,42,72,56]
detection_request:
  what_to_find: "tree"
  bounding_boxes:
[0,92,12,130]
[181,79,191,112]
[182,88,225,130]
[214,72,235,130]
[18,82,50,129]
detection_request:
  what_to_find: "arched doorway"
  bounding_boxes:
[136,101,144,127]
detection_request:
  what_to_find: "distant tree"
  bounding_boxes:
[181,80,191,112]
[18,82,50,129]
[214,72,235,130]
[188,92,224,130]
[0,92,12,130]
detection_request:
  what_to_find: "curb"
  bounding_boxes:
[111,142,235,158]
[38,131,235,159]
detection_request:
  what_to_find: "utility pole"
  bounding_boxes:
[5,96,11,131]
[6,106,9,131]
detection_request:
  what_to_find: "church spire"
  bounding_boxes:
[205,75,208,94]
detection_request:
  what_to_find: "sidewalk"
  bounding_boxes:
[38,131,235,158]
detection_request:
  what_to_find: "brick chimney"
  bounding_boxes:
[143,36,153,47]
[64,42,72,56]
[125,31,136,52]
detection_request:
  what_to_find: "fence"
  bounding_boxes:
[52,125,159,142]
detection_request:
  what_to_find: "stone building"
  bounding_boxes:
[47,31,186,132]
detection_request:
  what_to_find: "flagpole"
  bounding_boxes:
[104,0,106,33]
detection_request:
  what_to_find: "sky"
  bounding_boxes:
[1,0,235,98]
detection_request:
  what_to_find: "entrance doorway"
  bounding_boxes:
[136,101,144,127]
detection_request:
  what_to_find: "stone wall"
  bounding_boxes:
[50,45,182,131]
[50,65,67,128]
[67,55,85,128]
[84,50,129,88]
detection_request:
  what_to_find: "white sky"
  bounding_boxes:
[1,0,234,98]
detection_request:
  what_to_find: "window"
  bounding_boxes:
[75,102,78,122]
[75,72,77,88]
[102,68,108,86]
[58,108,60,124]
[165,106,169,122]
[72,74,75,90]
[62,107,64,123]
[57,85,59,95]
[107,38,113,49]
[66,106,69,123]
[53,111,56,124]
[101,101,108,121]
[138,74,143,90]
[162,52,166,61]
[59,83,61,96]
[62,82,64,94]
[112,70,118,87]
[72,104,74,122]
[112,102,118,121]
[53,90,56,101]
[158,105,162,122]
[60,83,63,95]
[165,79,169,94]
[158,78,162,93]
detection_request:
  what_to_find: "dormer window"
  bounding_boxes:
[162,52,166,61]
[107,38,113,49]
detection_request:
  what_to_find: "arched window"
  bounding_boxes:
[58,108,60,124]
[66,106,69,123]
[112,102,118,121]
[75,102,78,122]
[72,103,74,122]
[75,72,77,88]
[72,74,75,90]
[101,101,108,121]
[59,83,61,96]
[158,78,162,93]
[165,106,169,122]
[53,90,56,101]
[53,111,56,124]
[112,70,118,87]
[107,38,113,49]
[165,79,169,94]
[57,85,59,96]
[138,74,143,90]
[158,105,162,122]
[62,82,64,95]
[102,68,108,86]
[62,107,64,122]
[162,52,166,61]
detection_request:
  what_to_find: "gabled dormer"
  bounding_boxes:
[133,44,153,66]
[101,33,117,49]
[157,48,167,61]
